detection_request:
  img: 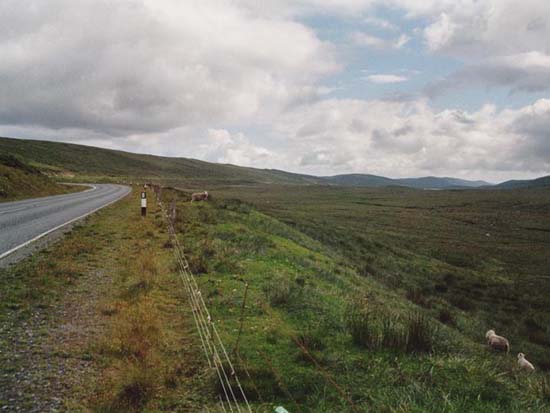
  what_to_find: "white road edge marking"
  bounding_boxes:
[0,185,130,261]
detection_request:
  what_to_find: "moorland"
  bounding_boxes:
[1,136,549,412]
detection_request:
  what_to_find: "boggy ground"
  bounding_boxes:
[0,188,210,412]
[212,185,550,372]
[163,188,550,412]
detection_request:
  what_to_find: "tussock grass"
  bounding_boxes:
[345,297,437,354]
[406,312,437,354]
[163,188,550,412]
[263,275,293,307]
[214,184,550,376]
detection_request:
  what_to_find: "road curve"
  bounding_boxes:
[0,184,131,260]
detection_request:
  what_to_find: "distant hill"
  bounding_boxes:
[0,154,76,201]
[322,174,395,187]
[323,174,490,189]
[495,175,550,189]
[0,137,496,189]
[0,137,322,186]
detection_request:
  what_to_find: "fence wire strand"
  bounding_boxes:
[153,187,361,413]
[155,193,252,413]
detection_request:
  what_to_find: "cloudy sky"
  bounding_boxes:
[1,0,549,182]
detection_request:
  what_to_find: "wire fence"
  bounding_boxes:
[151,185,363,413]
[154,189,252,413]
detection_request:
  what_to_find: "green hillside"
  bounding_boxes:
[496,175,550,189]
[1,134,549,409]
[213,185,550,372]
[322,173,396,187]
[160,188,550,411]
[0,136,321,186]
[0,137,500,189]
[0,154,79,201]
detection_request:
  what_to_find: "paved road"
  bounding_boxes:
[0,184,130,260]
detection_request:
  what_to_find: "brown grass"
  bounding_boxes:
[89,193,210,412]
[93,242,165,411]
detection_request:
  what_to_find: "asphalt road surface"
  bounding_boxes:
[0,184,130,261]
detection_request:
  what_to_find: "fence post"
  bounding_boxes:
[141,190,147,217]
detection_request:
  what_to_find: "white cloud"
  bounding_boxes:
[394,34,411,49]
[381,0,550,99]
[198,129,279,167]
[0,0,337,136]
[234,0,379,17]
[363,16,399,31]
[388,0,550,59]
[366,74,408,84]
[271,98,550,181]
[1,0,549,182]
[424,13,457,52]
[352,31,411,49]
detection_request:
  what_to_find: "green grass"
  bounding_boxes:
[163,188,550,412]
[213,185,550,373]
[3,137,550,410]
[0,154,80,201]
[0,136,322,186]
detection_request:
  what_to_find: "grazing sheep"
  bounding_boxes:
[517,353,535,373]
[485,329,510,353]
[191,191,209,202]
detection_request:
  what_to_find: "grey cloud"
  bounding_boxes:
[510,101,550,162]
[1,0,549,183]
[349,119,368,134]
[393,125,413,136]
[425,53,550,97]
[0,0,335,137]
[371,127,422,154]
[416,0,550,58]
[299,152,325,166]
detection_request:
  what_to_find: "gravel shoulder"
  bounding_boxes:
[0,188,209,412]
[0,200,122,412]
[0,268,112,412]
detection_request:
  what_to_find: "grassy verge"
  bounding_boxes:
[88,192,212,412]
[164,189,550,412]
[0,187,210,411]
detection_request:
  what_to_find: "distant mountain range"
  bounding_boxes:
[495,175,550,189]
[322,174,491,189]
[1,136,548,190]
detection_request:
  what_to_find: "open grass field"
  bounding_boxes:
[209,185,550,371]
[2,136,550,411]
[161,187,550,412]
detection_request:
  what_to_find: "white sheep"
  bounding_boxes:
[191,191,209,202]
[517,353,535,373]
[485,329,510,353]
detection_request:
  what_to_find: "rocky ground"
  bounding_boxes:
[0,266,112,412]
